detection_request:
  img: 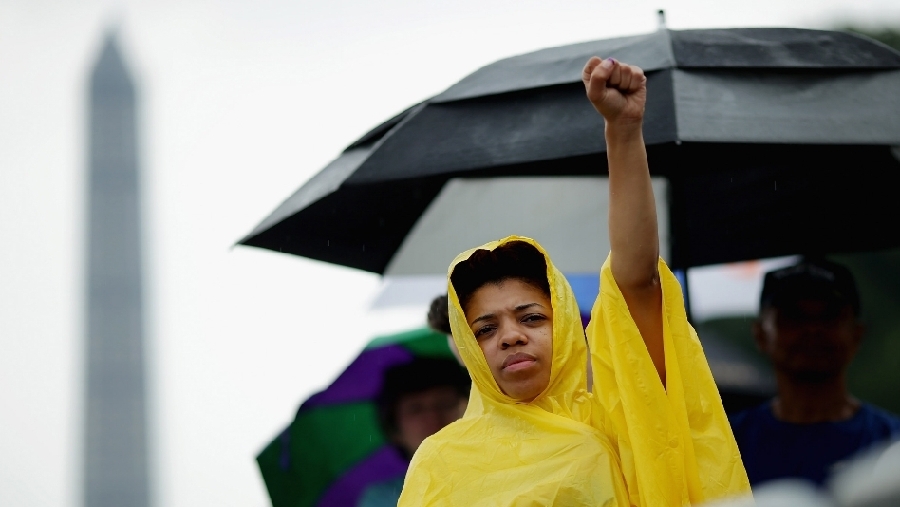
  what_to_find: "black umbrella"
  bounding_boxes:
[239,27,900,274]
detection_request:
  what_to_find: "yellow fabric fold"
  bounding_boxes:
[589,255,750,506]
[398,236,750,506]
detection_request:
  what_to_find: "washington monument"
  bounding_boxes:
[83,32,150,507]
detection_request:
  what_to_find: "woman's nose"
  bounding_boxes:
[499,324,528,349]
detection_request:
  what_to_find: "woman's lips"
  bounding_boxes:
[502,352,537,371]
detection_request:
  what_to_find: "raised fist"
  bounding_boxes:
[582,57,647,129]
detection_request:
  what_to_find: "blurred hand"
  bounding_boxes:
[582,57,647,130]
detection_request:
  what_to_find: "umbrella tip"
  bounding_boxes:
[657,9,667,29]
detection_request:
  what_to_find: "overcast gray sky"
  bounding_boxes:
[1,1,898,506]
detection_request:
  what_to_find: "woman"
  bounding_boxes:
[397,57,751,506]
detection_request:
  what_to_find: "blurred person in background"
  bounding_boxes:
[730,259,900,487]
[428,294,464,366]
[427,294,452,337]
[356,356,470,507]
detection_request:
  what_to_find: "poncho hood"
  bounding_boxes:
[447,235,593,421]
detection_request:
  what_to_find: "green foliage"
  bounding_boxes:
[695,315,766,369]
[831,248,900,415]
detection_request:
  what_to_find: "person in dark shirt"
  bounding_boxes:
[730,259,900,486]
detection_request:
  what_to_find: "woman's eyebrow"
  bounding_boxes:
[471,313,496,325]
[471,303,546,325]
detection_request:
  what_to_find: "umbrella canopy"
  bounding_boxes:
[256,328,459,507]
[239,27,900,273]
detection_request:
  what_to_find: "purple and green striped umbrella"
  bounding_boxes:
[256,327,458,507]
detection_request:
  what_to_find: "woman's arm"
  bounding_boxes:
[582,57,665,385]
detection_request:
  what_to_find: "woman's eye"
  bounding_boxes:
[522,313,546,324]
[473,325,495,338]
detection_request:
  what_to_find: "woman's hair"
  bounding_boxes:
[427,294,452,335]
[376,357,470,440]
[450,240,550,313]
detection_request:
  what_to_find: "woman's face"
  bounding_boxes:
[464,278,553,402]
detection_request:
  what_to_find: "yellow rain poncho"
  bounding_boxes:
[398,236,750,506]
